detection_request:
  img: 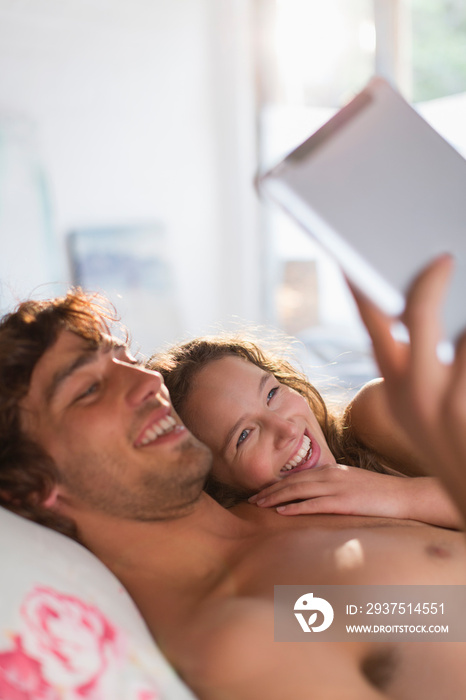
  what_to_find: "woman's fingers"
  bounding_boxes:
[403,255,453,392]
[450,329,466,407]
[350,256,454,432]
[252,479,325,507]
[444,328,466,457]
[347,281,406,381]
[249,465,347,506]
[276,497,340,516]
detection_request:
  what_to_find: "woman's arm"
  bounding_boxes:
[249,464,463,529]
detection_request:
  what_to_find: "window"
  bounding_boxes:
[256,0,466,391]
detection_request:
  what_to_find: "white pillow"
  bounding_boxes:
[0,506,197,700]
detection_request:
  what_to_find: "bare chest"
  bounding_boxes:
[229,512,466,596]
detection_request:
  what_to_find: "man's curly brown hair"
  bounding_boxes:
[0,289,120,539]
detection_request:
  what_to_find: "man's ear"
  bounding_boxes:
[44,484,80,518]
[42,485,61,509]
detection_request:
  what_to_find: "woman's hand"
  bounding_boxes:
[248,464,462,528]
[350,254,466,522]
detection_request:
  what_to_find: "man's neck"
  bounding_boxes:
[69,491,255,587]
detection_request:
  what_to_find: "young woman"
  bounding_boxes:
[150,334,462,529]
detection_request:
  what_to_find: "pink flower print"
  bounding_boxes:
[0,635,59,700]
[20,586,123,694]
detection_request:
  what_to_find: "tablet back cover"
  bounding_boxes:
[260,77,466,340]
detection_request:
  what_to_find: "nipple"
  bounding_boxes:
[425,543,451,559]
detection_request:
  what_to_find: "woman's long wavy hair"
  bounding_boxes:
[0,290,119,540]
[150,334,394,507]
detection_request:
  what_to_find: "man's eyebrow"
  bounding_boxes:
[221,371,271,453]
[45,345,107,405]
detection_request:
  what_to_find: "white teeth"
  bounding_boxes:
[139,415,177,446]
[282,435,312,471]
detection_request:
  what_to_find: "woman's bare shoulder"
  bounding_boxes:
[344,378,426,476]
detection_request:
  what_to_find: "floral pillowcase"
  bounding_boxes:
[0,507,197,700]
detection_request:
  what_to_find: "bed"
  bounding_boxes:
[0,505,197,699]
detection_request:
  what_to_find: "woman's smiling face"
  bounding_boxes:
[182,355,337,493]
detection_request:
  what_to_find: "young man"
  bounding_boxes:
[2,266,466,700]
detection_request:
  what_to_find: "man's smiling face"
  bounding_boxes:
[20,330,212,521]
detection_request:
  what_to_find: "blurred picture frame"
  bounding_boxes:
[67,223,181,354]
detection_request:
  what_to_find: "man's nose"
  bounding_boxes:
[116,361,164,406]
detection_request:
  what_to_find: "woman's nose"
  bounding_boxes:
[269,413,298,447]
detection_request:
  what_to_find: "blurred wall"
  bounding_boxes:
[0,0,261,353]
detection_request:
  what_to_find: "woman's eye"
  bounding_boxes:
[267,386,279,403]
[236,428,251,447]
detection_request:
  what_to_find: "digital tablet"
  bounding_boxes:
[258,76,466,342]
